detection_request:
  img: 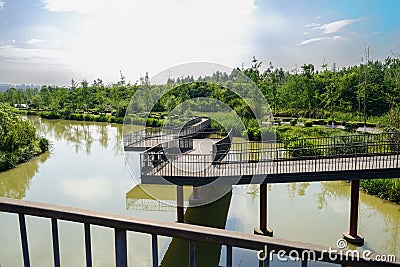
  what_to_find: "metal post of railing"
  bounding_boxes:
[226,245,233,267]
[301,256,308,267]
[84,223,92,267]
[18,213,31,267]
[151,234,158,267]
[51,218,61,267]
[114,229,128,267]
[189,240,196,267]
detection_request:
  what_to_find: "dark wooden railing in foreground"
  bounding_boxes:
[0,197,399,267]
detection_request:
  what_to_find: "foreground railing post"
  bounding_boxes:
[84,223,92,267]
[343,179,364,245]
[189,240,195,267]
[226,245,232,267]
[151,234,158,267]
[18,213,31,267]
[114,229,128,267]
[51,218,61,267]
[301,254,308,267]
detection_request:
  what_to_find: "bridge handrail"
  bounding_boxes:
[141,137,194,175]
[212,129,233,164]
[124,117,211,148]
[1,197,397,267]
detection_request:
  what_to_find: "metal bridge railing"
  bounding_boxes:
[141,132,400,178]
[124,117,211,148]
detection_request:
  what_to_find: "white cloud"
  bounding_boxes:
[0,45,63,65]
[300,35,345,45]
[37,0,258,83]
[0,1,4,10]
[61,177,112,201]
[300,37,328,45]
[317,19,361,34]
[26,38,46,45]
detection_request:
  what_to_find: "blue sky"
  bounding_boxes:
[0,0,399,85]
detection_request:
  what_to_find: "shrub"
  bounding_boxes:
[360,178,400,203]
[27,110,39,116]
[0,103,49,171]
[290,119,297,126]
[146,117,163,127]
[94,115,109,122]
[38,138,49,153]
[304,120,313,127]
[70,113,84,121]
[283,136,321,158]
[84,114,95,121]
[40,111,61,119]
[329,135,368,155]
[243,127,261,141]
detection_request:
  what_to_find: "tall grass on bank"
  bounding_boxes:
[360,178,400,203]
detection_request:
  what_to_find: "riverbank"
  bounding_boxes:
[0,104,49,171]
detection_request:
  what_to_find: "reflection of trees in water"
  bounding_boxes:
[245,184,272,203]
[314,183,337,211]
[0,152,50,199]
[287,182,310,199]
[318,181,400,255]
[112,126,123,156]
[28,116,122,154]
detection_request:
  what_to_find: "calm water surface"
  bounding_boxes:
[0,117,399,266]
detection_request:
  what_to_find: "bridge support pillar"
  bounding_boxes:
[343,180,364,245]
[177,186,184,223]
[189,187,203,206]
[254,184,273,237]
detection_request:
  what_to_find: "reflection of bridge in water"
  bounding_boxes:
[126,184,193,212]
[124,117,400,245]
[126,183,233,267]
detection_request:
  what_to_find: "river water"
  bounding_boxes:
[0,117,399,266]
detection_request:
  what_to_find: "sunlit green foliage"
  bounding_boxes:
[0,103,48,171]
[360,178,400,203]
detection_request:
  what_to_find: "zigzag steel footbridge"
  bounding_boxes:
[124,117,400,246]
